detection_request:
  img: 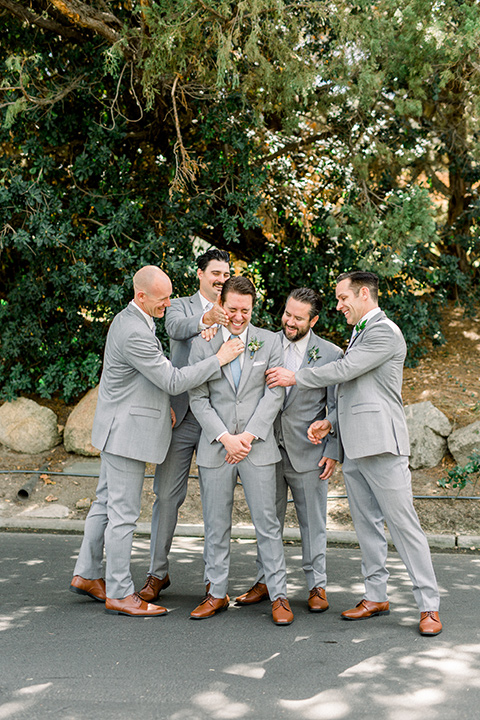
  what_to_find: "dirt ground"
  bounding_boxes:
[1,302,479,537]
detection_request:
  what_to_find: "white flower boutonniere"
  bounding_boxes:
[248,337,264,359]
[307,347,321,364]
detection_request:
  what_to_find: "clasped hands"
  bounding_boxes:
[221,431,255,465]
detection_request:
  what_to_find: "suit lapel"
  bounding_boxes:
[236,327,254,395]
[346,310,385,352]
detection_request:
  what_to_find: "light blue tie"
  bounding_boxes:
[229,334,242,389]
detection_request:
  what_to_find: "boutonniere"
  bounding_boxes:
[248,337,264,358]
[355,319,367,333]
[307,347,321,364]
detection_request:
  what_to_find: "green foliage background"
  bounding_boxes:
[1,1,480,401]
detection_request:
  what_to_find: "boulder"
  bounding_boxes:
[447,421,480,467]
[0,398,62,454]
[404,401,452,470]
[64,386,100,456]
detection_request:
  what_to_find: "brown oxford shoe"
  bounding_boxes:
[190,593,229,620]
[235,582,269,605]
[308,587,329,613]
[105,592,167,617]
[419,611,442,636]
[271,598,294,626]
[70,575,106,602]
[341,599,390,620]
[137,574,171,602]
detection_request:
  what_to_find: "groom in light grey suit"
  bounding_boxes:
[236,287,343,613]
[70,266,243,617]
[138,249,231,603]
[188,276,294,625]
[267,271,442,637]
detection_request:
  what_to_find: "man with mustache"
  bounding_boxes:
[138,249,232,603]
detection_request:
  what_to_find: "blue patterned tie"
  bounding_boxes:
[229,334,242,389]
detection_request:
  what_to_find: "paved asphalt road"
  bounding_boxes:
[1,532,479,720]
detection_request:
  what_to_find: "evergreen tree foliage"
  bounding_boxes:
[1,1,479,399]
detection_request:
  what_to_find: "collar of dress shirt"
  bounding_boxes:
[355,306,382,330]
[283,328,311,362]
[130,299,155,332]
[199,291,213,311]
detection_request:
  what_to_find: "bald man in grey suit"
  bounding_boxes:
[266,271,442,637]
[70,266,243,617]
[138,249,232,603]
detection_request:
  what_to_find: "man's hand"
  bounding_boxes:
[318,457,336,480]
[170,407,176,428]
[265,367,296,388]
[216,338,244,366]
[203,302,229,327]
[221,432,253,464]
[307,419,332,445]
[201,326,219,341]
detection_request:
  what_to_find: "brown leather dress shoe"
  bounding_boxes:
[137,574,171,602]
[341,599,390,621]
[190,593,229,619]
[419,611,442,636]
[70,575,106,602]
[105,592,168,617]
[235,582,269,605]
[271,598,294,625]
[308,587,329,613]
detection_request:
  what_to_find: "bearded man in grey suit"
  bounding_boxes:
[266,271,442,637]
[188,276,294,625]
[138,249,232,603]
[70,265,243,617]
[236,287,343,613]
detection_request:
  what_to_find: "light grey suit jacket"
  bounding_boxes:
[295,311,410,461]
[165,291,206,426]
[188,325,285,468]
[276,331,343,472]
[91,303,221,465]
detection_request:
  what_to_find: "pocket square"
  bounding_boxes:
[253,361,266,366]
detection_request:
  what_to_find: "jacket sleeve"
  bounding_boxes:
[296,322,398,390]
[122,328,220,396]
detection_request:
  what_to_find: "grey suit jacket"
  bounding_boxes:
[165,291,206,425]
[295,311,410,460]
[91,303,221,465]
[276,331,343,473]
[188,325,285,468]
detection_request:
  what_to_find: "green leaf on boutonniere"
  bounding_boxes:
[307,347,321,364]
[355,319,367,333]
[248,337,264,358]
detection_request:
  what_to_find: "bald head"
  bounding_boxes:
[133,265,172,319]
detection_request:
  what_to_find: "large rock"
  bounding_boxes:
[0,398,62,454]
[404,401,452,470]
[63,386,100,456]
[448,421,480,466]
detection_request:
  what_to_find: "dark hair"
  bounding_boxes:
[287,287,322,320]
[336,271,379,303]
[196,248,230,272]
[220,276,256,305]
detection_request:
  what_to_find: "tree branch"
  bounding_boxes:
[0,0,85,40]
[256,131,331,166]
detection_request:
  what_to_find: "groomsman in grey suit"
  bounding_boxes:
[266,271,442,637]
[188,276,294,625]
[236,288,343,612]
[70,265,243,617]
[138,248,232,603]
